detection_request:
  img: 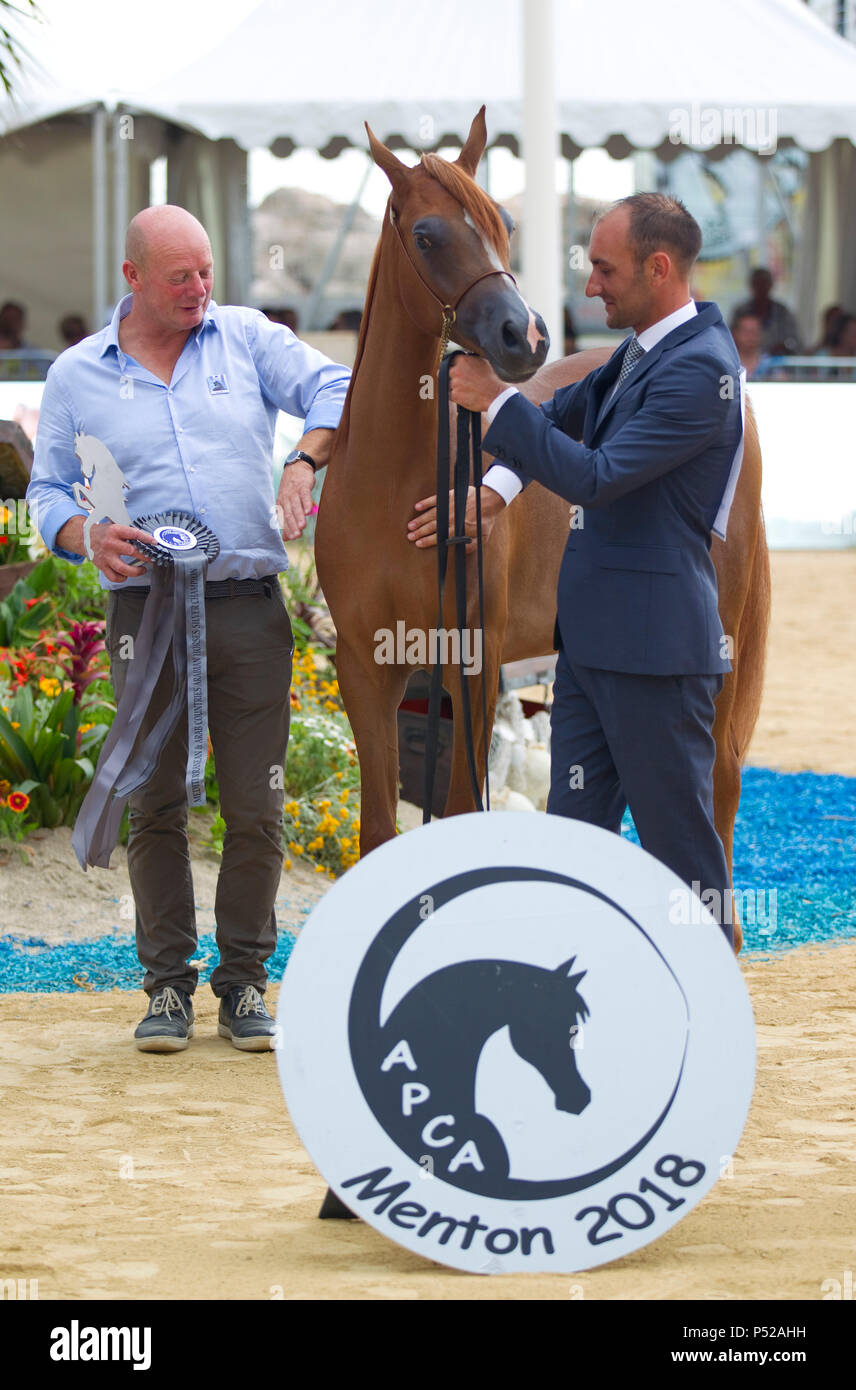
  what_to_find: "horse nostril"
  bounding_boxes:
[501,320,524,351]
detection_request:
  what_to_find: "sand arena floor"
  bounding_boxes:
[0,552,854,1299]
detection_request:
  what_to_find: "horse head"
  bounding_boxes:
[507,955,592,1115]
[366,107,549,382]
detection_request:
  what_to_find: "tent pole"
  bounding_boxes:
[522,0,561,360]
[113,105,130,305]
[92,103,108,330]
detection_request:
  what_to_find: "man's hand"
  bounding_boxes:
[90,524,156,583]
[276,460,315,540]
[275,427,336,540]
[448,355,506,413]
[407,485,506,549]
[56,516,155,584]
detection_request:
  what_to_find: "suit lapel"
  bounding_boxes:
[593,302,722,435]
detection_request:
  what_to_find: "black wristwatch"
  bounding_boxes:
[284,448,318,472]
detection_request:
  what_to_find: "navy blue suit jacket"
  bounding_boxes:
[482,302,742,676]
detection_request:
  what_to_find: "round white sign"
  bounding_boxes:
[276,813,755,1274]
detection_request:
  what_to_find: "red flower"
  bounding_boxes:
[25,597,40,609]
[7,791,29,813]
[0,537,8,546]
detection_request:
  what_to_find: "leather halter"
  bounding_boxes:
[389,206,516,349]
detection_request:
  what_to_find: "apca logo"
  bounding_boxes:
[277,815,754,1273]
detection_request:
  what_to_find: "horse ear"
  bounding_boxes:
[365,122,409,194]
[455,106,488,177]
[554,957,587,987]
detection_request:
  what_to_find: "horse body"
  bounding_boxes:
[316,111,770,953]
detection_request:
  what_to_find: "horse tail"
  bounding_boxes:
[732,501,771,764]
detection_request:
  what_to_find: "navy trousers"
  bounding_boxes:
[546,644,732,945]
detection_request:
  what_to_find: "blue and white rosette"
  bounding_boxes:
[73,511,220,870]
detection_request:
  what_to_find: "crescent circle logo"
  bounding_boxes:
[152,525,198,551]
[277,814,755,1274]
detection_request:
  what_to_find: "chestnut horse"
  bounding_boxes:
[315,109,770,953]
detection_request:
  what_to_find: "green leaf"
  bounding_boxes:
[0,712,38,780]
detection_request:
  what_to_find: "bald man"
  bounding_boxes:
[28,205,350,1051]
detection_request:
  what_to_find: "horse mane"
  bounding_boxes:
[420,151,509,261]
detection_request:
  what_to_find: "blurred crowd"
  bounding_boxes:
[2,277,854,383]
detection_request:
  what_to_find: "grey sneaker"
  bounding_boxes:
[134,986,194,1052]
[218,984,276,1052]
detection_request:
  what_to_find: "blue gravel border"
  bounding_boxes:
[1,767,853,992]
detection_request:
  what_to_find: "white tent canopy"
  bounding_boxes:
[135,0,856,158]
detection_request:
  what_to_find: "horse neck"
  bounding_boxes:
[336,227,442,487]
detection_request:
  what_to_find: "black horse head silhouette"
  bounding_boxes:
[349,865,684,1201]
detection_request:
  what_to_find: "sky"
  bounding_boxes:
[8,0,633,214]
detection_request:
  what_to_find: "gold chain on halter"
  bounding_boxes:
[440,306,456,354]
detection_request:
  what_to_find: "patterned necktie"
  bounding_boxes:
[615,334,644,390]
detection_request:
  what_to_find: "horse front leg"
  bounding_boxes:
[336,640,409,857]
[712,671,743,954]
[442,633,502,817]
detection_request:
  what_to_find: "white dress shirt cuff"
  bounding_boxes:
[482,464,523,504]
[486,385,519,424]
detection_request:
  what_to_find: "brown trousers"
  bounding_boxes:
[106,582,293,998]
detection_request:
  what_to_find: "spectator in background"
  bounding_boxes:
[0,300,28,349]
[563,305,578,356]
[734,268,801,355]
[828,312,856,358]
[261,306,299,332]
[327,308,362,332]
[812,304,843,355]
[58,314,89,348]
[729,309,769,380]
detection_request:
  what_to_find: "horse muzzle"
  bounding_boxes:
[457,287,549,383]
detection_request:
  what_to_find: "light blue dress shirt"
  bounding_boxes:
[27,295,351,587]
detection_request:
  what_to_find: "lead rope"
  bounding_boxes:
[423,350,490,824]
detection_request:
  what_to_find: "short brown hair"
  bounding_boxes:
[606,193,702,274]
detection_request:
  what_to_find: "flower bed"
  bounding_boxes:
[0,540,361,877]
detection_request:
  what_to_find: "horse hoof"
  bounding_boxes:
[318,1187,358,1220]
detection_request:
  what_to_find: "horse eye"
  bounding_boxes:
[414,233,432,251]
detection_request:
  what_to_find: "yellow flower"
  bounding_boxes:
[284,801,300,816]
[323,700,338,712]
[307,837,324,852]
[10,721,20,730]
[284,858,292,870]
[39,677,62,697]
[340,837,351,851]
[318,799,331,810]
[79,722,94,734]
[288,842,304,855]
[314,864,326,873]
[335,771,343,780]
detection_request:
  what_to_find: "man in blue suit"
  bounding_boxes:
[408,194,742,944]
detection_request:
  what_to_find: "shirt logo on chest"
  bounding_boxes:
[207,373,230,395]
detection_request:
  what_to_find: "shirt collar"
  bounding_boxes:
[636,299,698,352]
[99,294,219,358]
